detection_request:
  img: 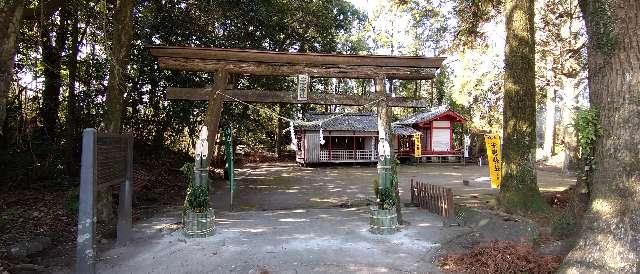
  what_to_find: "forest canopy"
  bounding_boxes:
[2,0,587,195]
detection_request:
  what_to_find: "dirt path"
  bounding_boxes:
[79,163,574,274]
[95,207,461,273]
[212,163,575,211]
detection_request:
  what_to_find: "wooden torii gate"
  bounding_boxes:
[148,46,445,212]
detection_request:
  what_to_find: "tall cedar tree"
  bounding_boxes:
[498,0,547,212]
[39,5,70,141]
[561,1,640,272]
[0,0,24,137]
[104,0,134,133]
[100,0,135,223]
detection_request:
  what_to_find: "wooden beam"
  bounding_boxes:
[167,88,431,108]
[149,46,446,68]
[157,57,437,80]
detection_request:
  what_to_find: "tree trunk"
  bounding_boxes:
[0,0,23,137]
[498,0,547,212]
[99,0,134,224]
[559,76,580,175]
[542,88,555,159]
[39,6,70,140]
[104,0,134,134]
[375,77,403,224]
[64,5,81,176]
[561,1,640,272]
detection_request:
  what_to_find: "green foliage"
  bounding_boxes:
[573,107,601,159]
[374,159,399,209]
[186,184,209,213]
[452,0,503,49]
[4,0,366,190]
[181,162,208,213]
[64,189,80,215]
[378,185,397,209]
[434,64,454,105]
[180,162,194,182]
[180,163,209,213]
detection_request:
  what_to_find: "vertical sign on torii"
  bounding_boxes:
[297,74,309,101]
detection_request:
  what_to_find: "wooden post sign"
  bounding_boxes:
[484,134,502,188]
[297,74,309,101]
[76,129,133,274]
[224,127,235,210]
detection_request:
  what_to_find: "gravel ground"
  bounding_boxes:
[58,163,574,274]
[212,163,575,211]
[94,207,464,274]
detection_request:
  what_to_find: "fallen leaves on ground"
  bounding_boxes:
[543,189,570,209]
[0,145,191,270]
[0,191,77,268]
[438,241,563,274]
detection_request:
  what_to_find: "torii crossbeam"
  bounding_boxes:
[148,46,446,212]
[148,46,445,155]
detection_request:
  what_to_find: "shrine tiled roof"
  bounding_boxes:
[297,112,421,135]
[298,112,378,131]
[394,105,453,125]
[392,124,421,135]
[298,106,463,134]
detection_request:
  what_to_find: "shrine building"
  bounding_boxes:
[294,105,465,164]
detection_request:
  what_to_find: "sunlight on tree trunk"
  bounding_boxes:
[0,0,23,137]
[498,0,547,213]
[542,88,555,159]
[560,1,640,272]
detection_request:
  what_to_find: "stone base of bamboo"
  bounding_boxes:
[183,208,215,238]
[369,206,398,235]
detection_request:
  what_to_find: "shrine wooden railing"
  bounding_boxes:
[319,149,377,162]
[410,179,457,226]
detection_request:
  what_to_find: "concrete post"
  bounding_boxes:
[117,134,133,244]
[77,128,97,274]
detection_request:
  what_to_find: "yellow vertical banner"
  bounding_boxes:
[484,134,502,189]
[413,134,422,157]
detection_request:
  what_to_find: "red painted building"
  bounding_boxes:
[394,105,465,161]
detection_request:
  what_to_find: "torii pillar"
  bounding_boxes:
[375,76,402,223]
[204,70,229,167]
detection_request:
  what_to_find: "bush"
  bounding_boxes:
[186,183,209,213]
[181,162,209,213]
[373,159,399,210]
[64,189,79,215]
